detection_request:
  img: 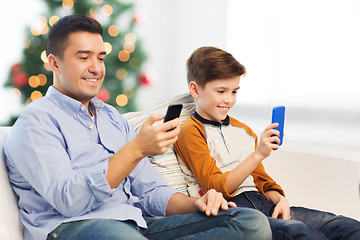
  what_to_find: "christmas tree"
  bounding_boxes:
[4,0,147,125]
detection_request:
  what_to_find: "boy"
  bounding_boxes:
[174,46,360,239]
[4,17,271,240]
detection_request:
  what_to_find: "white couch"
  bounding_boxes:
[0,127,23,240]
[1,93,359,239]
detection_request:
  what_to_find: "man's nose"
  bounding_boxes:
[88,58,102,74]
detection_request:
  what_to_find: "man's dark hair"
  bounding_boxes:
[186,46,246,87]
[46,15,103,59]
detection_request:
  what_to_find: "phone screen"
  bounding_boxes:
[164,104,183,122]
[271,106,285,146]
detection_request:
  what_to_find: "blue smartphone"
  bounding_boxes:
[271,106,285,146]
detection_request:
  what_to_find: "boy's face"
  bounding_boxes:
[50,31,106,107]
[191,76,240,123]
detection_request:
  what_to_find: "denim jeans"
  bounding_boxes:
[231,191,360,240]
[47,207,271,240]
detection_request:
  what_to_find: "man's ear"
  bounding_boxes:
[189,81,200,98]
[47,54,60,74]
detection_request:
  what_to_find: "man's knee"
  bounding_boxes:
[226,207,272,240]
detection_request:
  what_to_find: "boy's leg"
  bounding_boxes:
[231,191,328,239]
[141,207,271,240]
[290,206,360,240]
[47,219,146,240]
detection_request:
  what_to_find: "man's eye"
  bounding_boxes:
[233,91,238,94]
[218,91,224,94]
[80,57,88,60]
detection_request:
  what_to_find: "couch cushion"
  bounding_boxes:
[124,93,195,195]
[0,127,23,240]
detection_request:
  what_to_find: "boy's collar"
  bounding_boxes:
[194,111,230,126]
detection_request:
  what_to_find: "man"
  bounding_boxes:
[4,15,271,240]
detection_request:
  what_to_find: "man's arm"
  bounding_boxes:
[166,190,237,216]
[106,114,180,189]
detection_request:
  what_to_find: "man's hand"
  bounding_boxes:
[135,113,180,158]
[166,190,236,216]
[106,113,179,189]
[195,189,237,216]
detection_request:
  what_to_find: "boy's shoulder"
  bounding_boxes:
[228,116,257,138]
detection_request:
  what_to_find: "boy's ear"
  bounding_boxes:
[47,54,60,74]
[189,81,200,98]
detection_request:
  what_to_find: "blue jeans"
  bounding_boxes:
[46,207,271,240]
[231,191,360,240]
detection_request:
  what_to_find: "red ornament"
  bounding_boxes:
[139,72,156,86]
[11,63,21,73]
[97,88,110,102]
[12,72,28,87]
[133,13,143,23]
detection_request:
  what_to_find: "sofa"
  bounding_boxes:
[1,93,359,239]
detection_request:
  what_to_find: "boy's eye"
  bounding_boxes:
[217,90,225,94]
[233,91,238,94]
[80,57,88,60]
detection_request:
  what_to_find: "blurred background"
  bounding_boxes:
[1,0,359,159]
[0,0,359,219]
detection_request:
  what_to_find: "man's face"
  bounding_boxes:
[52,31,106,106]
[194,76,240,123]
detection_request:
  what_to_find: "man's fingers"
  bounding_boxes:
[142,113,164,127]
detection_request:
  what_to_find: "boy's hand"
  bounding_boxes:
[194,189,237,216]
[255,123,280,159]
[135,113,180,157]
[272,196,291,220]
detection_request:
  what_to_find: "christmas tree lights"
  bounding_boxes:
[4,0,148,125]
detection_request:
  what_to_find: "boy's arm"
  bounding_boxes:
[266,190,290,220]
[174,118,235,199]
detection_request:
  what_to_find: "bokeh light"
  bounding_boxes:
[104,42,112,54]
[123,42,135,53]
[116,68,127,80]
[108,25,120,37]
[118,50,130,62]
[102,5,113,16]
[31,16,49,36]
[28,76,40,88]
[24,38,31,49]
[116,94,128,106]
[125,33,136,44]
[31,91,43,101]
[38,74,47,86]
[123,88,134,99]
[62,0,74,9]
[41,50,48,63]
[49,16,60,26]
[10,88,21,100]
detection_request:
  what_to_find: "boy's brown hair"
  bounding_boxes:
[186,46,246,87]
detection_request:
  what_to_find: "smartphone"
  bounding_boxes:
[164,104,183,123]
[271,106,285,146]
